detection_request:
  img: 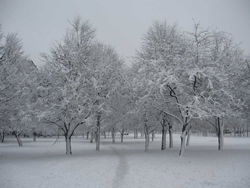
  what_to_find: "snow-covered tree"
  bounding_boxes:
[38,17,96,154]
[87,42,125,150]
[133,20,245,156]
[0,25,38,146]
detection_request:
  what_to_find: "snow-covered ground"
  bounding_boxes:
[1,134,250,188]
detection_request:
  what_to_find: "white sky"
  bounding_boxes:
[0,0,249,67]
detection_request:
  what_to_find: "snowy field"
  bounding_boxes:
[1,134,250,188]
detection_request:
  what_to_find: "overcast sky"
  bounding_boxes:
[0,0,249,67]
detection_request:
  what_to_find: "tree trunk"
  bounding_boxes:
[82,133,84,138]
[33,132,36,142]
[121,131,124,143]
[90,132,94,143]
[152,131,155,141]
[96,113,101,151]
[161,119,167,150]
[179,123,188,156]
[94,132,97,142]
[179,131,186,156]
[247,125,249,137]
[234,127,236,137]
[217,117,224,150]
[144,125,150,152]
[112,127,115,144]
[65,135,72,154]
[186,124,192,146]
[87,131,89,139]
[134,128,138,139]
[141,131,144,137]
[169,125,173,148]
[104,131,106,138]
[14,132,23,146]
[1,131,5,143]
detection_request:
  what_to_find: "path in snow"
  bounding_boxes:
[109,146,129,188]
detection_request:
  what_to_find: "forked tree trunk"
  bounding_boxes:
[161,119,167,150]
[96,113,101,151]
[112,127,115,144]
[14,132,23,146]
[65,136,72,154]
[169,125,173,148]
[217,117,224,150]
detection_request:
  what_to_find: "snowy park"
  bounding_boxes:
[1,1,250,188]
[1,134,250,188]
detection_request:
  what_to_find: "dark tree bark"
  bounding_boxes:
[134,128,138,139]
[94,132,97,142]
[161,118,167,150]
[65,135,72,154]
[217,117,224,150]
[1,131,5,143]
[169,125,173,148]
[121,131,124,143]
[96,113,101,151]
[179,122,188,156]
[151,131,155,141]
[186,124,192,146]
[90,132,94,143]
[14,131,23,146]
[104,131,106,138]
[33,132,36,142]
[247,125,249,137]
[87,131,89,139]
[112,127,115,144]
[144,125,150,152]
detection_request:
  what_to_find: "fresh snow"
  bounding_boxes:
[1,134,250,188]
